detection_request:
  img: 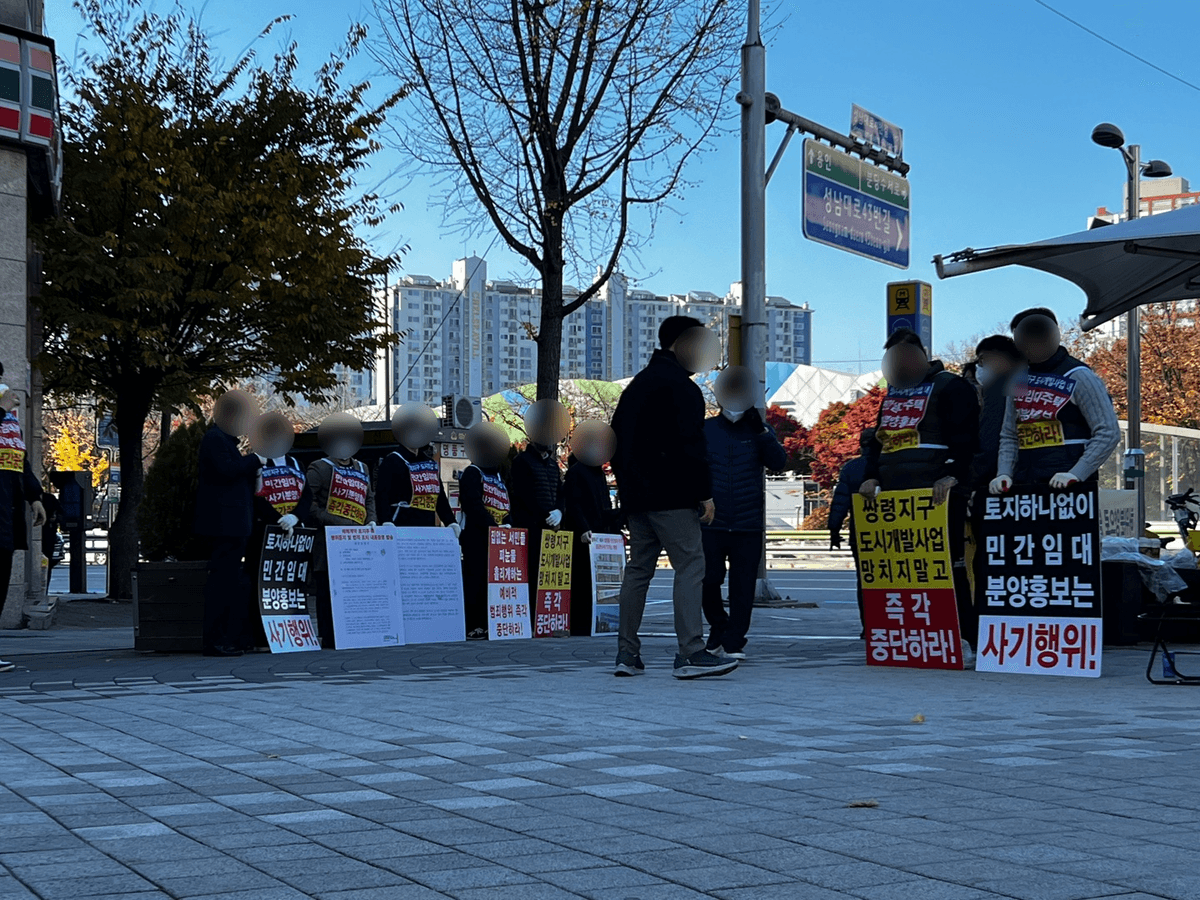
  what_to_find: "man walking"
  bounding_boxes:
[828,427,875,637]
[610,316,737,679]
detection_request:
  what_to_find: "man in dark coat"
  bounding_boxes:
[194,391,261,657]
[610,316,737,680]
[0,380,46,671]
[458,422,511,640]
[700,387,787,659]
[969,335,1023,494]
[508,425,564,593]
[829,428,875,636]
[563,421,621,637]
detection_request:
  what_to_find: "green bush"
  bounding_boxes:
[138,420,209,561]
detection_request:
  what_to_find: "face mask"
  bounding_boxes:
[974,364,993,388]
[722,409,745,423]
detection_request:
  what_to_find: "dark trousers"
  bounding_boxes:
[461,531,489,634]
[313,570,336,650]
[204,537,249,651]
[0,547,15,626]
[947,494,978,651]
[701,529,762,653]
[849,523,865,633]
[569,537,592,637]
[242,528,269,649]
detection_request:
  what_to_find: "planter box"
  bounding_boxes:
[132,561,208,653]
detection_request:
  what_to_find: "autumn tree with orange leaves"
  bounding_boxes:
[808,386,886,490]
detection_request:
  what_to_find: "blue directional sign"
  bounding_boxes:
[801,139,910,269]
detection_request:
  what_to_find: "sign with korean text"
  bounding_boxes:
[535,529,573,637]
[394,528,466,644]
[975,484,1102,677]
[853,489,963,670]
[589,534,626,636]
[258,526,320,652]
[1099,490,1137,538]
[488,527,531,640]
[850,104,903,158]
[325,526,406,649]
[802,138,910,269]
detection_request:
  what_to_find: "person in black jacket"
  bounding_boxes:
[610,316,737,680]
[509,400,568,593]
[860,329,982,659]
[459,421,511,640]
[968,335,1023,494]
[0,382,46,671]
[194,390,261,657]
[375,404,456,531]
[701,367,787,659]
[563,420,620,637]
[828,428,875,636]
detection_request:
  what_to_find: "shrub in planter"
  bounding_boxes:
[138,420,209,561]
[801,504,830,531]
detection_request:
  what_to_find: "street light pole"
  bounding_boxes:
[739,0,767,407]
[1124,145,1144,532]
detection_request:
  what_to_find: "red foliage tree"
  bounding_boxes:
[764,404,813,474]
[808,386,886,489]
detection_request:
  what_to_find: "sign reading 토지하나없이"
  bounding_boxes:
[257,526,320,652]
[589,533,626,636]
[535,529,573,637]
[852,488,963,670]
[487,527,531,640]
[975,484,1103,677]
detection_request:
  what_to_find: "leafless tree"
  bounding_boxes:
[373,0,744,400]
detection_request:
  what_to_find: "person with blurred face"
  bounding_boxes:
[194,390,262,657]
[700,366,787,660]
[991,308,1120,495]
[458,421,512,640]
[860,328,982,661]
[563,420,621,637]
[0,373,47,672]
[609,315,737,680]
[509,399,568,596]
[828,427,877,637]
[243,412,310,651]
[969,335,1024,495]
[376,404,455,531]
[302,413,376,649]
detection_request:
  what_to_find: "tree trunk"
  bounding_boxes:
[108,395,150,599]
[536,216,565,402]
[160,407,171,449]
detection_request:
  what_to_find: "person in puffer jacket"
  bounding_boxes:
[701,367,787,658]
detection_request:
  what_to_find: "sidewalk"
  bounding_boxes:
[1,570,1196,900]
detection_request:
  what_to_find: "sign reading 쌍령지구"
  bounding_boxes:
[534,529,573,637]
[852,489,963,670]
[975,484,1103,677]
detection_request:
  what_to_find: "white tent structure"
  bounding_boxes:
[767,364,883,427]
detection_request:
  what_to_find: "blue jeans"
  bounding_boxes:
[701,529,762,653]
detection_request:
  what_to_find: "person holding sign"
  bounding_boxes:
[376,403,456,531]
[991,309,1120,495]
[195,390,261,657]
[701,366,787,660]
[459,421,512,640]
[0,381,46,672]
[564,420,621,637]
[509,399,569,591]
[860,328,981,659]
[245,412,309,650]
[302,413,376,649]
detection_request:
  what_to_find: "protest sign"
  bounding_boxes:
[325,526,405,649]
[487,527,531,640]
[1099,489,1137,538]
[534,529,573,637]
[257,526,319,652]
[852,488,963,670]
[976,484,1102,677]
[393,527,466,644]
[589,534,625,636]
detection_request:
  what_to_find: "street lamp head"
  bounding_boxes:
[1092,122,1126,149]
[1143,159,1173,178]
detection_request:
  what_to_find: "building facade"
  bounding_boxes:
[383,258,813,404]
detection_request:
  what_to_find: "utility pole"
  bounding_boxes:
[739,0,767,410]
[1124,145,1144,532]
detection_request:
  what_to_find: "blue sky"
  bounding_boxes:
[44,0,1200,371]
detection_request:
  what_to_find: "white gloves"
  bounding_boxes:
[378,521,396,528]
[581,531,593,544]
[500,524,512,529]
[30,500,46,528]
[1050,472,1079,490]
[545,509,563,528]
[989,475,1013,495]
[278,514,299,536]
[448,522,462,539]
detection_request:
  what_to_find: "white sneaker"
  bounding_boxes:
[0,659,15,673]
[960,640,976,670]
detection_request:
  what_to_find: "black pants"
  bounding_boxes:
[569,536,592,637]
[461,530,489,635]
[701,529,762,653]
[947,494,978,651]
[0,547,14,627]
[204,537,249,652]
[313,569,336,650]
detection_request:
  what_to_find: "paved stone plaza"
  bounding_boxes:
[1,570,1198,900]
